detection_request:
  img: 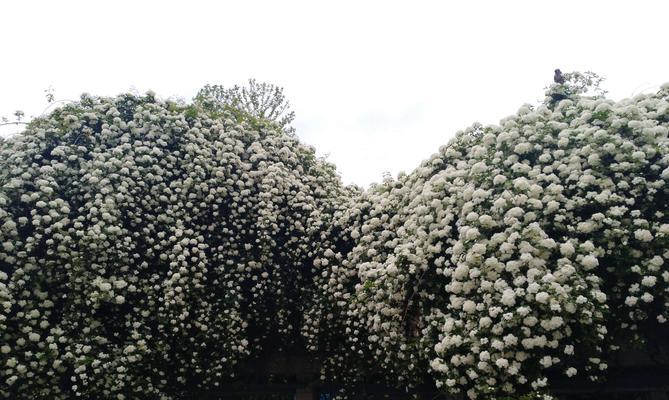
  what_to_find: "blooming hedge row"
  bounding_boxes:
[1,81,668,399]
[0,94,350,399]
[304,82,669,398]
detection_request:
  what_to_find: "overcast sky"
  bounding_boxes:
[1,0,668,187]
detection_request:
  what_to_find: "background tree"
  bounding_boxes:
[0,86,60,136]
[194,78,296,132]
[546,70,607,106]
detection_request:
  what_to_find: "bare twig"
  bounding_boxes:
[38,99,75,117]
[0,121,28,128]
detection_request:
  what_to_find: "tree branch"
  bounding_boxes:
[0,121,28,128]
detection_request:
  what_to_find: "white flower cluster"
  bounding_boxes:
[1,81,668,400]
[304,83,669,398]
[0,93,348,399]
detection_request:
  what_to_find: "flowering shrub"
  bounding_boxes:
[1,78,668,400]
[304,82,669,398]
[0,93,348,399]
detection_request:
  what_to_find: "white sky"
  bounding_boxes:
[1,0,668,187]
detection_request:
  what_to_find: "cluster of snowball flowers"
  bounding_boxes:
[0,93,350,399]
[1,80,668,400]
[302,82,669,398]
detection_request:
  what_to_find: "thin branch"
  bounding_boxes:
[1,99,75,131]
[0,121,29,128]
[39,99,76,116]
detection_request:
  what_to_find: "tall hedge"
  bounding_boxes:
[303,83,669,398]
[0,93,349,399]
[1,80,668,400]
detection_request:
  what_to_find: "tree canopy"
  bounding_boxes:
[194,79,296,132]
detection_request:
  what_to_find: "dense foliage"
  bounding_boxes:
[0,93,349,399]
[303,81,669,398]
[1,77,668,399]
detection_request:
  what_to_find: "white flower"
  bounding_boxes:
[539,355,553,368]
[493,175,507,185]
[648,256,664,271]
[513,177,530,191]
[641,276,657,287]
[631,151,646,161]
[560,242,575,257]
[501,289,516,306]
[535,292,550,304]
[577,222,595,233]
[505,207,524,219]
[453,264,469,280]
[462,300,477,313]
[594,291,607,303]
[514,142,532,154]
[625,296,638,306]
[581,255,599,270]
[465,227,480,241]
[634,229,653,242]
[659,224,669,235]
